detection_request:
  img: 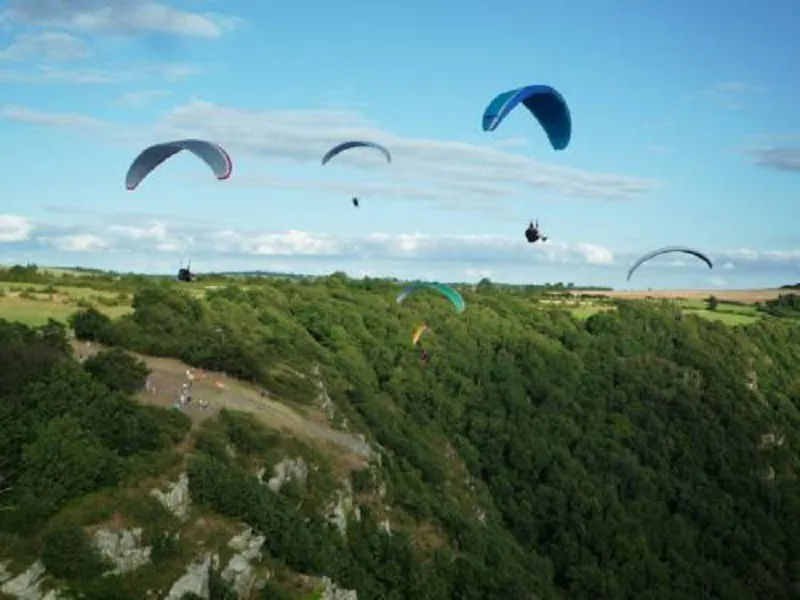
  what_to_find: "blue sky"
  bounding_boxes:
[0,0,798,288]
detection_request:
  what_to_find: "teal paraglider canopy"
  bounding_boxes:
[482,85,571,151]
[321,141,392,165]
[126,139,232,190]
[397,282,466,314]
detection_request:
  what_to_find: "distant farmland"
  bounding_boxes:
[570,288,785,304]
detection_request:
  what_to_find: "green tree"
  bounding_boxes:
[69,308,115,342]
[15,417,122,522]
[82,347,150,394]
[41,521,110,581]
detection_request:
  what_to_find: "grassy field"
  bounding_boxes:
[571,288,785,303]
[0,283,131,326]
[550,289,770,325]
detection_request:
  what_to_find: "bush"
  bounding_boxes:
[69,308,114,343]
[41,521,110,581]
[221,410,278,456]
[83,347,150,395]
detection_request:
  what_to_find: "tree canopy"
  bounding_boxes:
[1,274,799,599]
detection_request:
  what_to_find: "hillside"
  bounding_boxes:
[1,268,800,599]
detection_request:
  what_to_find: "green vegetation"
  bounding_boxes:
[759,293,800,319]
[1,264,799,598]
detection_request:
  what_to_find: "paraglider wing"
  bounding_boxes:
[126,139,232,190]
[321,141,392,165]
[412,324,430,346]
[396,283,466,313]
[627,246,713,281]
[482,85,571,150]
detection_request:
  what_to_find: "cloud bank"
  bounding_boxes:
[0,0,239,85]
[0,214,797,285]
[1,98,659,208]
[1,0,241,38]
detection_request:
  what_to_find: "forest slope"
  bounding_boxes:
[1,274,799,599]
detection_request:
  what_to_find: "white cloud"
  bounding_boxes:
[163,100,658,201]
[0,106,113,130]
[108,221,189,252]
[0,65,116,84]
[47,234,108,252]
[11,215,616,267]
[1,0,241,38]
[463,268,493,281]
[0,215,34,242]
[116,89,170,107]
[2,213,800,283]
[0,31,90,62]
[9,214,796,269]
[0,61,201,85]
[689,81,766,110]
[576,244,614,265]
[709,276,727,287]
[487,137,529,149]
[0,99,659,205]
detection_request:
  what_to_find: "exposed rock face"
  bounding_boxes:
[0,560,47,599]
[319,576,358,600]
[150,472,191,520]
[262,457,309,492]
[166,552,218,600]
[221,527,267,598]
[759,432,785,449]
[92,527,151,574]
[314,366,337,422]
[327,478,360,536]
[0,560,11,584]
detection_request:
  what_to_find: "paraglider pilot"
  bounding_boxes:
[525,219,548,243]
[352,197,359,207]
[419,347,430,364]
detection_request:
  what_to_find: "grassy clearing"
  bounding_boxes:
[0,298,82,326]
[568,306,612,319]
[0,283,120,300]
[684,309,760,325]
[558,297,765,326]
[572,288,785,303]
[0,285,131,326]
[676,299,759,315]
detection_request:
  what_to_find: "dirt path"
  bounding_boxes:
[71,341,372,459]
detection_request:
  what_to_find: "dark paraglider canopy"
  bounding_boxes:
[322,141,392,165]
[177,262,195,282]
[627,246,713,281]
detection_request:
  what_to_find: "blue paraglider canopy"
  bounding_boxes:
[482,85,571,151]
